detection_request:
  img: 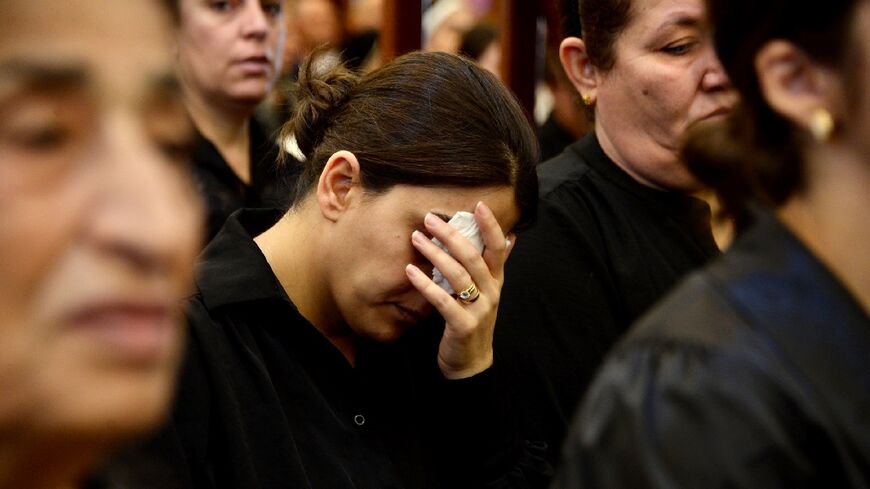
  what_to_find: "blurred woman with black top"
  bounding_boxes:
[554,0,870,486]
[169,0,298,241]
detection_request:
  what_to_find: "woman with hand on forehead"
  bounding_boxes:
[133,50,552,488]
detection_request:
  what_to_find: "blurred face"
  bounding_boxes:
[426,9,476,54]
[327,185,519,342]
[176,0,286,109]
[295,0,342,50]
[0,0,202,441]
[594,0,737,191]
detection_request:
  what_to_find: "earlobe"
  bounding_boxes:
[559,37,598,105]
[755,40,839,136]
[316,150,361,221]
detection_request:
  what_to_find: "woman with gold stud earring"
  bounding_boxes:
[495,0,737,471]
[554,0,870,486]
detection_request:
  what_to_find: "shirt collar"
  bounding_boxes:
[567,132,713,223]
[195,208,287,310]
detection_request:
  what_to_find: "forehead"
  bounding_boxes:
[383,185,520,231]
[0,0,174,98]
[625,0,706,35]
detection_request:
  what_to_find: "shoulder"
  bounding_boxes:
[536,137,600,200]
[560,268,831,488]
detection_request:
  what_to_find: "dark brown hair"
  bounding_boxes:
[282,50,540,228]
[683,0,858,225]
[565,0,633,71]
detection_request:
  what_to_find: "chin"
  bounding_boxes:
[227,83,274,107]
[39,364,178,442]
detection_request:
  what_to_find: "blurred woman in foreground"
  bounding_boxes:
[0,0,202,487]
[554,0,870,486]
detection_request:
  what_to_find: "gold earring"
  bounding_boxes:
[809,108,834,142]
[582,94,593,106]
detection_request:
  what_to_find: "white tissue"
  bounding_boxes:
[431,211,484,294]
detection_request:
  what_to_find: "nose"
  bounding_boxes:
[240,1,271,41]
[700,42,733,93]
[85,112,202,277]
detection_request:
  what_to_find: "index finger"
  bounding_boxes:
[474,201,509,281]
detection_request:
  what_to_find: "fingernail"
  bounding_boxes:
[424,213,440,227]
[411,230,426,244]
[476,201,492,217]
[405,263,422,277]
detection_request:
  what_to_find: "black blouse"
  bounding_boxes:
[190,119,299,242]
[123,209,551,489]
[553,209,870,488]
[495,132,720,469]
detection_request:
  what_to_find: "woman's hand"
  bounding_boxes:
[405,201,516,379]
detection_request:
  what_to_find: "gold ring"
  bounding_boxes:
[455,282,480,305]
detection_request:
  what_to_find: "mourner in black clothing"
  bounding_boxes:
[554,0,870,486]
[495,0,735,469]
[133,51,550,488]
[169,0,297,241]
[496,132,719,463]
[0,1,202,487]
[190,118,297,241]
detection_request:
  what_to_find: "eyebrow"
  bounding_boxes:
[0,59,89,98]
[655,14,703,32]
[142,71,185,108]
[150,72,183,98]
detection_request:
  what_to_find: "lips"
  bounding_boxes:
[65,301,177,364]
[233,54,273,72]
[700,106,732,121]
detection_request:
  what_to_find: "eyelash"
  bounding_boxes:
[263,2,282,15]
[662,41,697,56]
[8,125,73,153]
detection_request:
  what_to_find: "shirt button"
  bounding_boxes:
[353,414,366,426]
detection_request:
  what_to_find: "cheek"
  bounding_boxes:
[0,185,89,326]
[634,71,695,129]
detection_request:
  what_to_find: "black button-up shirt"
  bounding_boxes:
[496,132,720,469]
[122,209,551,489]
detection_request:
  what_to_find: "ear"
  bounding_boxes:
[755,40,841,135]
[559,36,599,105]
[316,150,362,221]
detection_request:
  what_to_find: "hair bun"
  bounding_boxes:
[287,50,360,160]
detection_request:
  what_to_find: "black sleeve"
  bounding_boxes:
[495,192,623,467]
[429,362,553,489]
[552,338,842,489]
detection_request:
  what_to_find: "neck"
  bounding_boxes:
[183,85,254,184]
[254,198,359,365]
[777,142,870,316]
[0,434,108,489]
